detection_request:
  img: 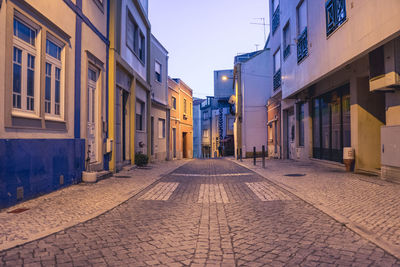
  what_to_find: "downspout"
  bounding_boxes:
[104,0,110,170]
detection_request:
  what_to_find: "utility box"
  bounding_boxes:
[106,139,113,153]
[381,125,400,183]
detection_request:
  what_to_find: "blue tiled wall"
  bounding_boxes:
[0,139,85,209]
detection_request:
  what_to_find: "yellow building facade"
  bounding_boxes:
[168,78,193,159]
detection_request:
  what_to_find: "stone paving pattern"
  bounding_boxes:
[1,159,399,266]
[0,160,190,251]
[233,158,400,257]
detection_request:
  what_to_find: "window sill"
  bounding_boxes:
[12,110,41,120]
[45,116,65,123]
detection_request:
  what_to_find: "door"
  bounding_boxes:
[115,86,122,169]
[151,116,154,156]
[87,67,98,164]
[122,91,130,161]
[172,128,177,158]
[183,132,187,158]
[287,110,296,159]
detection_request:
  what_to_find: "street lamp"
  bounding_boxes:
[222,75,229,81]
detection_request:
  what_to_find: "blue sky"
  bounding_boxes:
[149,0,270,98]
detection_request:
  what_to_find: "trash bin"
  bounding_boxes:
[343,147,355,172]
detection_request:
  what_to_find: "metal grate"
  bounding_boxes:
[284,173,306,177]
[114,175,131,178]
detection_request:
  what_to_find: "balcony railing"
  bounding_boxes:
[325,0,347,36]
[273,69,281,91]
[272,5,280,34]
[283,45,290,59]
[297,27,308,63]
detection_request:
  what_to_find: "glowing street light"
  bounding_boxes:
[222,75,229,81]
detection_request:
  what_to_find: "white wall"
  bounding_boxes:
[120,0,148,81]
[241,50,272,152]
[272,0,400,99]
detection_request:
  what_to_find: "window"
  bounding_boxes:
[190,103,192,116]
[298,102,305,146]
[126,12,137,53]
[283,22,291,59]
[297,0,308,63]
[139,32,145,62]
[45,38,63,117]
[326,0,346,36]
[172,96,176,109]
[158,118,165,138]
[228,118,234,130]
[203,129,209,138]
[136,100,144,131]
[12,18,38,113]
[272,0,280,33]
[203,111,208,120]
[184,98,187,114]
[273,48,281,90]
[155,61,161,82]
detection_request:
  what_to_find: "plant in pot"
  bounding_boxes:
[135,152,149,167]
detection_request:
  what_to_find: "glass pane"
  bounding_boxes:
[298,1,307,33]
[126,17,134,50]
[298,103,305,146]
[13,64,21,94]
[45,63,51,101]
[312,99,320,149]
[331,92,341,150]
[274,49,281,72]
[321,96,330,160]
[46,39,61,60]
[27,54,35,97]
[342,93,351,147]
[14,19,36,46]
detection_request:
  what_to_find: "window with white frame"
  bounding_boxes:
[155,61,161,82]
[158,118,165,138]
[45,37,63,117]
[12,17,39,113]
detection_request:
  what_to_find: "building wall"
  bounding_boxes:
[193,101,203,158]
[0,0,94,208]
[214,69,234,98]
[178,80,193,159]
[150,105,167,161]
[240,50,271,155]
[274,0,400,99]
[168,78,180,159]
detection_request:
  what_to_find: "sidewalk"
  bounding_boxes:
[0,159,190,252]
[230,157,400,259]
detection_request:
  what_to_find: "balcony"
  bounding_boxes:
[326,0,346,36]
[272,5,280,34]
[273,69,281,91]
[297,27,308,63]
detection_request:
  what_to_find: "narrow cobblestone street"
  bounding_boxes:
[1,159,400,266]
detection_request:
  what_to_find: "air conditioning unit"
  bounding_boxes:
[369,37,400,91]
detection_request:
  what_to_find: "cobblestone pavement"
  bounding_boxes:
[0,160,190,251]
[1,159,399,266]
[231,157,400,259]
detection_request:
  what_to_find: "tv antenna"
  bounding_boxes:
[250,18,269,43]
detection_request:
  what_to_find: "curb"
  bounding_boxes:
[0,160,192,252]
[229,158,400,260]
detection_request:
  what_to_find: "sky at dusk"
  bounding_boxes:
[149,0,270,98]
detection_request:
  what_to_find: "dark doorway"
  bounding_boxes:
[183,132,187,158]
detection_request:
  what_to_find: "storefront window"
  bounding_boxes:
[312,84,350,163]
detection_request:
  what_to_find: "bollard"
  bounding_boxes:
[236,148,239,160]
[262,145,265,168]
[253,147,256,165]
[240,148,243,162]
